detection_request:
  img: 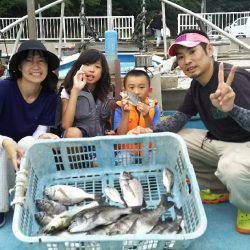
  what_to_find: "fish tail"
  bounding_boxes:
[160,194,174,209]
[165,192,173,199]
[94,193,102,201]
[131,206,142,214]
[174,205,183,224]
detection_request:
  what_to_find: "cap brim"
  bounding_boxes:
[168,41,201,56]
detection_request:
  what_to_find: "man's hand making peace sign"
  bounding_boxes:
[210,62,237,112]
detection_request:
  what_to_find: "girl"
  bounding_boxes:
[0,40,59,227]
[61,49,113,138]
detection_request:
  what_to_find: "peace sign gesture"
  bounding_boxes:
[210,62,237,112]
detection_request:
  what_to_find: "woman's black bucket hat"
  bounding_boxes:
[8,40,60,89]
[9,39,60,73]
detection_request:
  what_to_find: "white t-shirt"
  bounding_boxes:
[61,88,70,100]
[0,125,48,149]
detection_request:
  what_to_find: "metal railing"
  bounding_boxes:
[0,16,134,41]
[160,0,250,55]
[178,11,250,36]
[0,0,66,59]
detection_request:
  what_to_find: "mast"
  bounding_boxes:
[27,0,37,39]
[201,0,207,13]
[107,0,113,30]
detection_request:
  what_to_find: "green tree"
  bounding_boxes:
[0,0,102,17]
[0,0,249,36]
[0,0,27,17]
[37,0,102,17]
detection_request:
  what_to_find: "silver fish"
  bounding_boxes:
[82,206,105,219]
[36,199,67,215]
[44,184,99,205]
[163,168,174,196]
[119,172,144,207]
[108,213,139,235]
[104,187,125,205]
[150,206,184,234]
[41,201,99,234]
[127,197,174,234]
[87,223,116,235]
[35,212,54,226]
[120,91,140,106]
[68,206,132,233]
[41,214,71,234]
[72,205,104,224]
[68,206,110,234]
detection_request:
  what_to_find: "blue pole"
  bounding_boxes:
[105,30,118,74]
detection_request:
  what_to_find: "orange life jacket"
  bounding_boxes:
[116,97,157,130]
[116,97,157,156]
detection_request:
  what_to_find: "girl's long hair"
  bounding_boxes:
[63,49,111,101]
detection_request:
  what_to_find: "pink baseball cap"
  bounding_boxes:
[168,33,209,56]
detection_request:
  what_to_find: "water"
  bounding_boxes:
[59,54,160,79]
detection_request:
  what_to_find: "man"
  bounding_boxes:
[150,11,163,47]
[133,29,250,234]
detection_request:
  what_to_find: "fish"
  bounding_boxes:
[119,172,144,207]
[127,177,144,207]
[35,212,54,226]
[149,206,184,234]
[41,201,99,234]
[41,214,71,234]
[87,223,116,235]
[127,196,174,234]
[35,199,67,215]
[68,205,133,233]
[73,205,104,221]
[107,213,139,235]
[44,184,100,205]
[120,91,140,106]
[104,187,125,205]
[69,205,113,234]
[162,168,174,196]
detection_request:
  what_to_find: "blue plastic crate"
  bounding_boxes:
[13,132,207,250]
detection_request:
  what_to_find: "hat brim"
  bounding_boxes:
[168,41,201,56]
[9,48,60,74]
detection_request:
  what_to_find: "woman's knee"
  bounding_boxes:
[63,127,83,138]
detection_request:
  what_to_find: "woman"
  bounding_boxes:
[0,40,60,227]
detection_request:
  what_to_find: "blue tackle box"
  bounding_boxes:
[12,132,207,250]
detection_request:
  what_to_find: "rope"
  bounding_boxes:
[10,169,29,207]
[131,2,148,52]
[79,2,99,46]
[80,15,99,40]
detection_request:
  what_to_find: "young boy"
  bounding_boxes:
[113,69,160,134]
